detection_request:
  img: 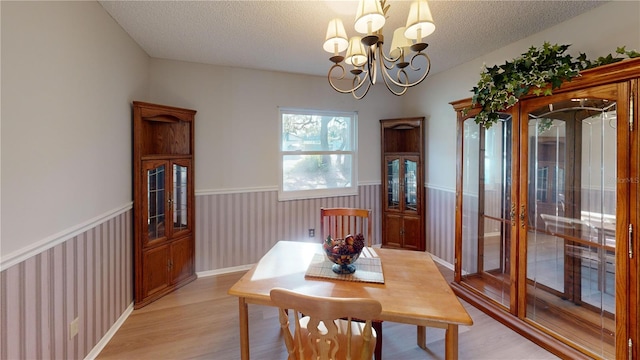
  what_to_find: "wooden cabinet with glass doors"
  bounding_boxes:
[450,59,639,359]
[380,117,425,251]
[133,101,197,309]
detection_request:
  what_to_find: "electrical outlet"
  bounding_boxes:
[308,228,315,237]
[69,317,79,339]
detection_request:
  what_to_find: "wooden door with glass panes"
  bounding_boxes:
[133,101,196,309]
[518,84,623,359]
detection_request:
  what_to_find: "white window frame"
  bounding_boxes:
[278,107,358,201]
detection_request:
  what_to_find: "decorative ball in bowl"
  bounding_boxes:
[323,234,366,274]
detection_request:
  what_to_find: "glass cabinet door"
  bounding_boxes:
[385,155,419,213]
[404,157,419,213]
[460,113,515,310]
[171,160,190,235]
[386,157,400,211]
[144,160,167,246]
[143,159,192,245]
[521,85,618,359]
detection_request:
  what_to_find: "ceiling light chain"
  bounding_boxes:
[324,0,435,99]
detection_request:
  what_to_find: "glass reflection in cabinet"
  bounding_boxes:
[461,114,513,309]
[525,97,616,359]
[404,159,418,211]
[173,164,188,231]
[387,159,400,210]
[147,165,166,240]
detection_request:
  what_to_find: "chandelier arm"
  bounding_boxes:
[382,53,398,71]
[405,51,432,85]
[352,77,372,99]
[380,67,409,96]
[408,51,430,72]
[380,51,432,89]
[378,45,408,96]
[327,63,371,94]
[380,46,402,64]
[366,45,378,85]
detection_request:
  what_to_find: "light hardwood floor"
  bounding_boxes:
[97,265,560,360]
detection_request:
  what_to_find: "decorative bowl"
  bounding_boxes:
[323,234,365,274]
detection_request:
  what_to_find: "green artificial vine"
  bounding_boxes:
[469,42,640,128]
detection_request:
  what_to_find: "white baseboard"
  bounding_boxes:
[83,264,254,360]
[429,253,454,271]
[197,264,254,278]
[85,302,134,360]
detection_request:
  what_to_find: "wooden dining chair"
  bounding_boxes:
[320,208,373,246]
[270,288,382,360]
[319,207,382,360]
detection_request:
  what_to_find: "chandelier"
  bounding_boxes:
[323,0,435,99]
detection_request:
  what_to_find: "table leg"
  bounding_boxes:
[444,324,458,360]
[417,325,426,349]
[238,297,250,360]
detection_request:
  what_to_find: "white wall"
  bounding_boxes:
[402,0,640,190]
[0,1,149,262]
[147,59,405,192]
[2,0,638,264]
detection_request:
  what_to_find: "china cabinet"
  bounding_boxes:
[451,58,640,359]
[380,117,425,251]
[133,101,197,308]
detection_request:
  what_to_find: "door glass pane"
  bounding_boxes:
[387,159,400,210]
[526,98,616,359]
[482,119,513,307]
[461,119,480,282]
[404,159,418,211]
[173,164,188,232]
[148,165,166,240]
[461,115,512,309]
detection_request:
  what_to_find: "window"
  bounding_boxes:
[279,108,357,201]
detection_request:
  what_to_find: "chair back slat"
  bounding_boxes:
[320,208,373,247]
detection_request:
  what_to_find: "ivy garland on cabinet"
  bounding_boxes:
[468,42,640,128]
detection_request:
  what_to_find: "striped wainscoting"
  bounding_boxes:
[0,209,133,360]
[0,184,457,360]
[195,184,381,272]
[425,186,457,264]
[195,184,458,272]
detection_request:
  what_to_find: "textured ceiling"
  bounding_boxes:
[99,0,607,77]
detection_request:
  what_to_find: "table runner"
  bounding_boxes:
[305,252,384,284]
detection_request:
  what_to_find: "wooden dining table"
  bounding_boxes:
[227,241,473,360]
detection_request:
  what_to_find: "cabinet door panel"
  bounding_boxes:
[142,245,170,298]
[383,213,403,248]
[170,236,194,284]
[402,215,422,250]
